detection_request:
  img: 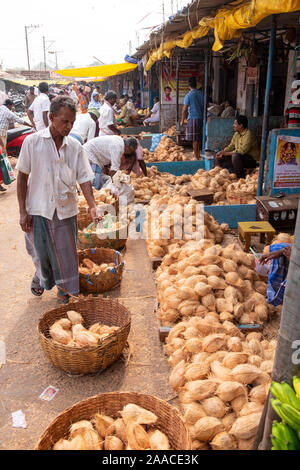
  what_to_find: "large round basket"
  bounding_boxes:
[77,221,128,251]
[78,248,124,294]
[78,201,119,231]
[35,392,191,450]
[38,297,131,375]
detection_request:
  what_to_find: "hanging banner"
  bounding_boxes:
[161,62,204,105]
[273,135,300,188]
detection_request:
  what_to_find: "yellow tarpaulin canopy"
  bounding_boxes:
[6,79,73,86]
[146,0,300,70]
[55,62,137,78]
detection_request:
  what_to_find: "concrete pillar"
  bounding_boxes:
[284,50,297,111]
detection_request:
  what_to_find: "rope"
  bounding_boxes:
[187,5,193,32]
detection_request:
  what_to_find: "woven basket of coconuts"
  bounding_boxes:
[77,201,119,231]
[77,219,128,251]
[38,297,131,375]
[35,392,191,450]
[78,248,124,294]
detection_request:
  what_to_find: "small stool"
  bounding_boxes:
[238,221,276,252]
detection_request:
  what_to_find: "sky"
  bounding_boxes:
[0,0,188,71]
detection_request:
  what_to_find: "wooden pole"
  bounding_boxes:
[255,199,300,450]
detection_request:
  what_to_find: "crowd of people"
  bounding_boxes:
[0,74,298,306]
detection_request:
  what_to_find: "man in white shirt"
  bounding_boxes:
[83,135,138,189]
[0,99,31,148]
[16,96,98,304]
[143,97,160,125]
[27,82,51,131]
[69,107,100,144]
[99,90,121,136]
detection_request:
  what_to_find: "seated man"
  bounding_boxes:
[116,98,132,126]
[220,100,235,118]
[215,115,260,179]
[143,97,160,126]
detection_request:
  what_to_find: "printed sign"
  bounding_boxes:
[161,62,204,105]
[273,135,300,188]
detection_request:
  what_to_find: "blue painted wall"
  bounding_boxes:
[206,116,283,151]
[146,160,205,175]
[264,128,300,196]
[204,204,257,228]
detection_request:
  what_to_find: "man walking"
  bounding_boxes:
[181,77,204,160]
[27,82,51,131]
[16,96,98,304]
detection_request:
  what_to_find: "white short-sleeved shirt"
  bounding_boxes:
[16,127,95,220]
[70,113,96,143]
[29,93,50,131]
[151,101,160,118]
[98,101,115,135]
[83,136,124,172]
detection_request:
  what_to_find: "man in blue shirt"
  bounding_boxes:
[180,77,204,159]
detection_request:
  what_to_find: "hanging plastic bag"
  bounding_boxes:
[0,151,15,185]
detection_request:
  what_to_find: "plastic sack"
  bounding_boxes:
[254,255,270,277]
[103,171,134,204]
[150,133,167,152]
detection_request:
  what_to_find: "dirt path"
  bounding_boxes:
[0,182,173,450]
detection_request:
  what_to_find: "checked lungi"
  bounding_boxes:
[267,243,291,306]
[25,210,79,295]
[186,118,203,142]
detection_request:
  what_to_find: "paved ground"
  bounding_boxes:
[0,181,173,450]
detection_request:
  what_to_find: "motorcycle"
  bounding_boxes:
[6,126,34,157]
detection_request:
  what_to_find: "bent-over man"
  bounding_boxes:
[16,96,98,304]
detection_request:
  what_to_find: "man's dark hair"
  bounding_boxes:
[29,86,34,92]
[104,90,117,101]
[4,99,13,107]
[164,86,171,91]
[50,96,77,116]
[236,115,248,129]
[124,137,138,150]
[39,82,49,93]
[188,77,197,88]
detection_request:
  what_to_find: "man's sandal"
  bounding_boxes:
[31,275,44,296]
[57,287,70,305]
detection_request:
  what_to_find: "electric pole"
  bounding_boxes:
[48,50,63,69]
[25,24,41,71]
[43,37,55,71]
[162,1,165,23]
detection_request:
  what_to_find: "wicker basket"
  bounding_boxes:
[77,220,128,251]
[38,297,131,375]
[35,392,191,450]
[226,190,254,205]
[78,248,124,294]
[78,201,119,231]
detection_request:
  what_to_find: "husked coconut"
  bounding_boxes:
[231,364,261,384]
[216,381,247,402]
[184,380,218,401]
[182,402,207,425]
[201,397,227,419]
[229,413,261,440]
[211,432,237,450]
[202,334,227,353]
[193,417,224,442]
